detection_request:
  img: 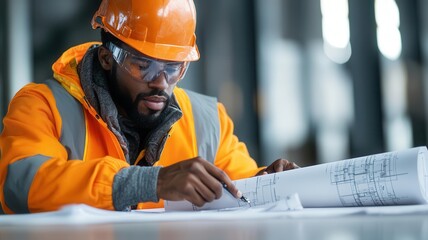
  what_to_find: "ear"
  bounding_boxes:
[98,46,113,70]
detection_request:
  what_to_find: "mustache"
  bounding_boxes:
[134,90,170,104]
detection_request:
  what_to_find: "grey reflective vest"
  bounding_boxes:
[45,79,220,163]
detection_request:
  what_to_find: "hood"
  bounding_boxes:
[52,42,101,104]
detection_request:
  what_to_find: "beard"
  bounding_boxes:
[109,66,171,130]
[127,91,171,129]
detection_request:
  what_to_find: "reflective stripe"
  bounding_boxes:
[45,79,86,160]
[3,155,51,213]
[184,90,220,163]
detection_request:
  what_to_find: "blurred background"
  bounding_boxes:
[1,0,427,167]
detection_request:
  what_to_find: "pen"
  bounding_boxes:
[222,183,251,204]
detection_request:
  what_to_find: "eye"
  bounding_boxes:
[131,58,151,71]
[165,63,183,72]
[138,61,151,70]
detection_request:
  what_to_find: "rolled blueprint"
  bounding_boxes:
[165,146,428,211]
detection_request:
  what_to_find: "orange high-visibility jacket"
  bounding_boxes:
[0,42,263,214]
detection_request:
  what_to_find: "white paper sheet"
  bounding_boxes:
[166,147,428,211]
[1,147,427,226]
[0,201,301,226]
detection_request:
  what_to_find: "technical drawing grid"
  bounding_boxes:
[329,153,409,206]
[238,174,282,207]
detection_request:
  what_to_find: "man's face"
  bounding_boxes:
[105,43,183,128]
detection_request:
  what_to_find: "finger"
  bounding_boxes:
[255,168,266,176]
[192,158,231,201]
[214,172,240,199]
[193,178,218,203]
[274,159,300,171]
[265,159,282,174]
[274,161,284,172]
[285,161,300,170]
[180,174,215,206]
[203,162,240,198]
[194,170,223,200]
[184,187,207,207]
[264,165,274,174]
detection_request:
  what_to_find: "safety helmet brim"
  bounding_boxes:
[91,0,200,62]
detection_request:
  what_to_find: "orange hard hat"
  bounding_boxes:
[92,0,199,62]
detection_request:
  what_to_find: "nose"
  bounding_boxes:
[147,71,169,90]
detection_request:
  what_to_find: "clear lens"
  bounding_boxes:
[106,42,188,84]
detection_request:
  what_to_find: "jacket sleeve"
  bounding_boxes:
[0,84,129,214]
[214,103,265,180]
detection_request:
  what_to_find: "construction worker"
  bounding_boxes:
[0,0,298,214]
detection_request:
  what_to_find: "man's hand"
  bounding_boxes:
[157,157,241,207]
[256,159,299,176]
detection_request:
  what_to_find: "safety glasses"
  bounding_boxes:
[106,42,188,84]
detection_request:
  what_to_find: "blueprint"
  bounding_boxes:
[165,146,428,211]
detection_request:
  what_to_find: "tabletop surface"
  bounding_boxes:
[1,213,427,240]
